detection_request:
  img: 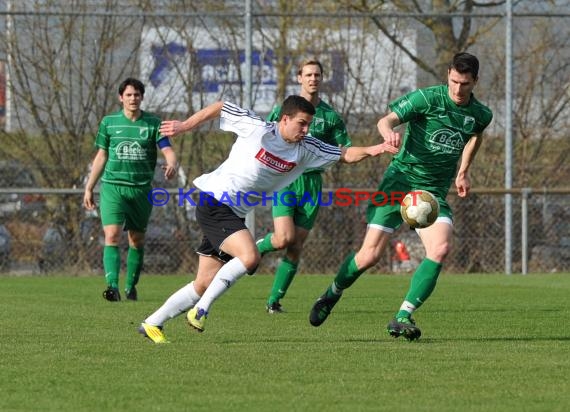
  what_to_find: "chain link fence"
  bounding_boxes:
[0,184,568,276]
[0,2,568,276]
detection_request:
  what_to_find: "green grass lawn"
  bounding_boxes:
[1,273,569,412]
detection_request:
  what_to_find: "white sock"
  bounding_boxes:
[195,257,248,313]
[399,300,417,315]
[144,281,201,326]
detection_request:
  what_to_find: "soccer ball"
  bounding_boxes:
[400,190,440,229]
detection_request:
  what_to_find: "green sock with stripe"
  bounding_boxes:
[103,245,121,289]
[126,246,144,292]
[267,256,298,305]
[257,233,278,254]
[396,258,442,319]
[334,251,366,290]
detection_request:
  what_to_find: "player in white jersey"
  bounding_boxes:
[192,100,343,218]
[138,95,398,343]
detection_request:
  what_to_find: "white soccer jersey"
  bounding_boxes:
[193,101,341,217]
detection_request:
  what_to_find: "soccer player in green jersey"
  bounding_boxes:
[256,59,352,314]
[309,52,493,340]
[83,78,178,302]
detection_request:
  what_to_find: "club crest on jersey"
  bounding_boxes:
[116,141,146,160]
[463,116,475,133]
[138,127,151,139]
[311,117,324,132]
[255,148,296,172]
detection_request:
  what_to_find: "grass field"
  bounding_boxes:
[1,273,569,411]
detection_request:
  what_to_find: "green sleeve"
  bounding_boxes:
[94,117,110,150]
[266,105,281,122]
[332,116,351,147]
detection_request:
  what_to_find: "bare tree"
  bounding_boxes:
[0,1,154,270]
[496,16,570,187]
[334,1,506,82]
[1,2,143,182]
[0,1,567,274]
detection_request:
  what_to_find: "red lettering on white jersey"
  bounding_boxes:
[255,148,296,173]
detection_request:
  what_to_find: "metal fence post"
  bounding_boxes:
[244,0,255,237]
[521,188,531,275]
[504,0,514,275]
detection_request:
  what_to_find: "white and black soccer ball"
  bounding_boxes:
[400,190,440,229]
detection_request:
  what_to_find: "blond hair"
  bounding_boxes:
[297,59,323,76]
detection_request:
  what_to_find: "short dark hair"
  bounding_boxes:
[119,77,145,96]
[278,95,315,120]
[450,52,479,79]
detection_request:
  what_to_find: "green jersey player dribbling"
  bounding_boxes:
[309,52,493,340]
[256,59,351,314]
[84,78,178,302]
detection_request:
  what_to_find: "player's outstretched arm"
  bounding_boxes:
[159,101,224,138]
[339,142,398,164]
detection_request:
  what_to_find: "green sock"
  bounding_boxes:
[267,257,298,305]
[396,258,442,318]
[334,251,366,290]
[126,246,144,292]
[257,233,278,254]
[103,245,121,289]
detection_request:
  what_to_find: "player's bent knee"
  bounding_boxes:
[356,250,382,270]
[427,241,451,261]
[239,253,261,272]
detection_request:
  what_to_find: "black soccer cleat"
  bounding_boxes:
[309,291,341,327]
[387,317,421,341]
[126,286,138,301]
[102,286,121,302]
[266,301,285,314]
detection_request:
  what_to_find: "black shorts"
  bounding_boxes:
[195,194,247,263]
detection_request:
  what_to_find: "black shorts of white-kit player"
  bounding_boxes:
[195,193,247,263]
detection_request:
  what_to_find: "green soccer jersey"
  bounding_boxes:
[95,110,164,186]
[388,84,493,188]
[267,99,352,173]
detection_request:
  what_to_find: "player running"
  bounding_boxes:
[256,58,352,314]
[138,95,398,342]
[309,52,493,340]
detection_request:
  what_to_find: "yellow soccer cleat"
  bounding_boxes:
[186,307,208,332]
[138,322,169,344]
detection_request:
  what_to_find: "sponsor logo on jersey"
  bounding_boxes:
[255,148,296,173]
[429,130,464,154]
[116,141,147,160]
